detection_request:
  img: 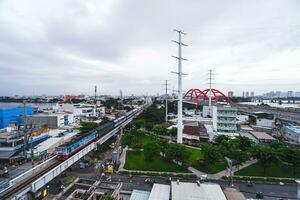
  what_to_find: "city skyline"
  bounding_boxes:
[0,0,300,96]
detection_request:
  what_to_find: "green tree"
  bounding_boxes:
[214,135,230,145]
[252,145,280,175]
[282,145,300,176]
[231,149,251,170]
[121,132,136,147]
[165,144,189,165]
[152,124,167,136]
[79,122,99,135]
[168,127,177,138]
[104,195,116,200]
[158,140,169,157]
[144,141,160,161]
[234,136,254,151]
[133,118,145,129]
[202,144,222,165]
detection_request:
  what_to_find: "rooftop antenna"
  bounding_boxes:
[172,29,188,144]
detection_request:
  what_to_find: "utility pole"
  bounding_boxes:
[22,101,28,159]
[164,80,169,123]
[120,89,123,110]
[208,69,215,116]
[172,29,188,144]
[208,69,212,107]
[95,85,97,116]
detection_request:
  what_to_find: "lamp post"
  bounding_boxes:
[225,157,233,187]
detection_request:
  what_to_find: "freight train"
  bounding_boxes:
[56,108,139,160]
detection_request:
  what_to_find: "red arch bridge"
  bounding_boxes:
[183,88,234,105]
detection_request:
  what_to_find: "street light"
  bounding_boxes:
[225,157,234,187]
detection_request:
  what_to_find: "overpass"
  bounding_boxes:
[0,104,149,200]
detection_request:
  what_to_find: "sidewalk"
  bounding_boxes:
[118,146,128,171]
[188,159,258,180]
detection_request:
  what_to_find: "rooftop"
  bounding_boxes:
[148,184,170,200]
[129,190,150,200]
[171,181,226,200]
[285,124,300,134]
[223,188,246,200]
[250,131,276,141]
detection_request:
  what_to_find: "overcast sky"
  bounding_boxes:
[0,0,300,96]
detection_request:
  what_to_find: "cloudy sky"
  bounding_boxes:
[0,0,300,96]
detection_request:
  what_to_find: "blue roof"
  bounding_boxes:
[285,125,300,134]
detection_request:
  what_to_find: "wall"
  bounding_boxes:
[256,118,274,128]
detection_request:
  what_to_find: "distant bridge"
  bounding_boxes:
[183,88,234,105]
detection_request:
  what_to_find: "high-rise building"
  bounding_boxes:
[245,92,249,98]
[228,91,234,98]
[287,91,294,97]
[242,92,245,98]
[250,92,254,97]
[275,91,281,98]
[212,104,237,137]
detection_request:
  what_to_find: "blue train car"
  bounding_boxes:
[56,132,97,160]
[56,108,140,160]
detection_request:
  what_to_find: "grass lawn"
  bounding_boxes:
[236,162,300,178]
[124,151,189,172]
[184,146,226,174]
[197,162,227,174]
[185,147,203,166]
[128,133,154,148]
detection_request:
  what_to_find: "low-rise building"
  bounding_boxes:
[171,181,227,200]
[63,179,122,200]
[249,131,276,143]
[213,104,238,137]
[183,122,201,142]
[0,103,34,128]
[283,124,300,143]
[26,113,74,129]
[148,184,170,200]
[252,112,274,128]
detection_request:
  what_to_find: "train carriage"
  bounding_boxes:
[56,108,140,161]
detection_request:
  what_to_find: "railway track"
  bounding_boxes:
[0,159,62,200]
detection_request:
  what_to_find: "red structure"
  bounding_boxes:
[184,89,209,104]
[184,88,234,105]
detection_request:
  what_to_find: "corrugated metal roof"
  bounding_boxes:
[171,181,227,200]
[130,190,150,200]
[149,184,170,200]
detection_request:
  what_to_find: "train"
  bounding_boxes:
[56,108,139,160]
